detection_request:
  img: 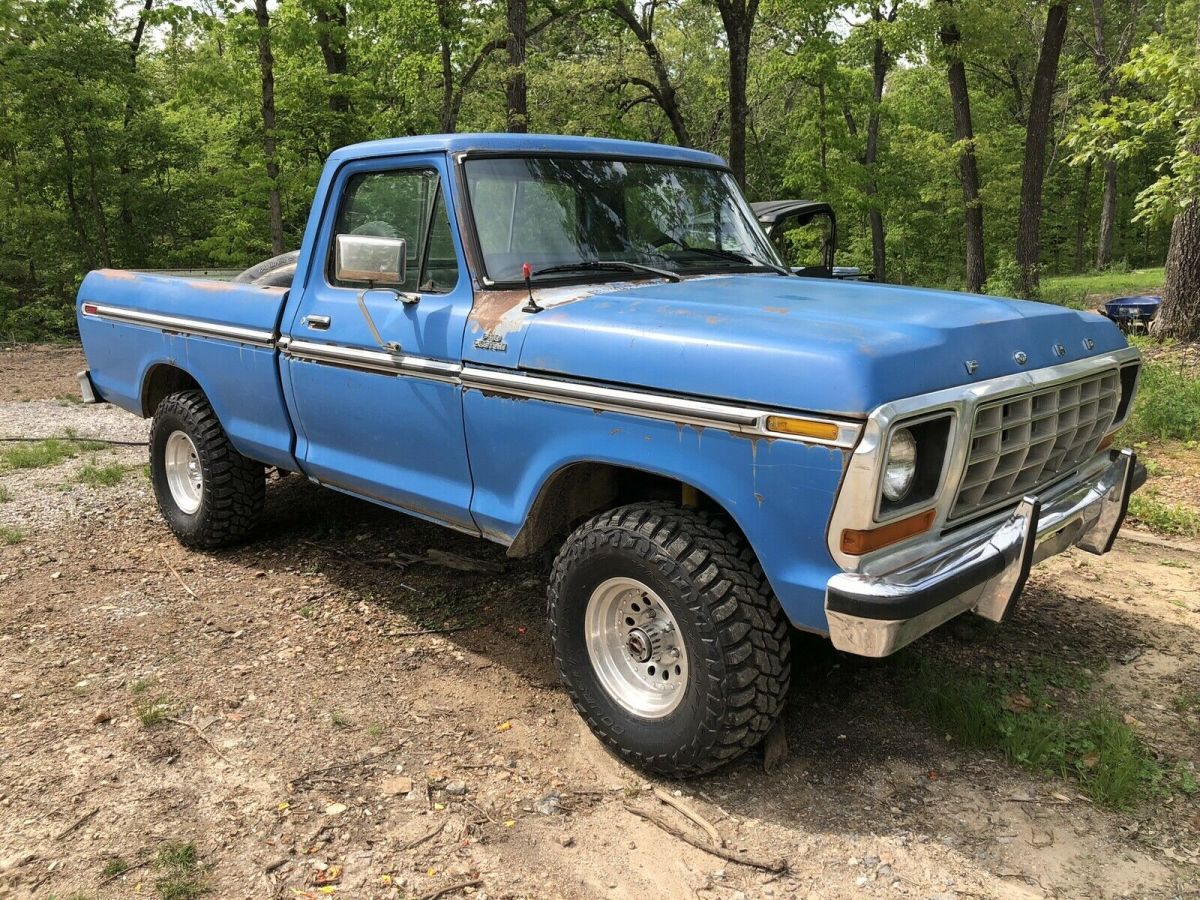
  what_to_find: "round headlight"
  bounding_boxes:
[882,427,918,502]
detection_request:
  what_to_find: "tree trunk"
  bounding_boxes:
[865,30,889,282]
[315,1,350,151]
[1074,159,1092,272]
[436,0,456,132]
[1152,196,1200,341]
[506,0,528,133]
[1015,1,1068,298]
[939,3,985,292]
[62,133,95,270]
[117,0,154,243]
[606,2,691,147]
[715,0,759,187]
[1096,157,1118,268]
[254,0,285,255]
[817,79,828,194]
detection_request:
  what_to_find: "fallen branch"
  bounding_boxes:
[264,856,290,874]
[414,878,483,900]
[400,822,445,851]
[55,806,98,840]
[653,788,723,847]
[391,625,477,638]
[623,803,786,873]
[165,716,229,763]
[290,744,403,787]
[96,858,151,887]
[159,553,198,599]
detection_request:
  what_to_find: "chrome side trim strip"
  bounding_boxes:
[460,367,860,447]
[81,303,275,348]
[80,298,861,447]
[285,338,463,383]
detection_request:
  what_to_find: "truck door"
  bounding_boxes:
[281,153,476,532]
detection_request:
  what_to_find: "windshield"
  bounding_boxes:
[462,156,784,283]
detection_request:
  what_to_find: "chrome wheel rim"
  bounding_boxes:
[584,577,689,719]
[164,431,203,515]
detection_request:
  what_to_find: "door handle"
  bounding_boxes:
[302,314,331,330]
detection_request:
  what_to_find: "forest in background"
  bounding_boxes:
[1,0,1197,341]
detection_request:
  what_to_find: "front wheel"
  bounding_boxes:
[149,390,264,548]
[548,502,791,775]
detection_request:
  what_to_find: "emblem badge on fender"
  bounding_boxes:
[964,360,978,375]
[1013,351,1028,365]
[474,333,508,352]
[1052,343,1066,358]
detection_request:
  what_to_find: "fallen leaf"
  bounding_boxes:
[1004,692,1034,713]
[277,802,290,811]
[496,720,512,732]
[426,867,437,876]
[382,776,413,796]
[1081,752,1099,770]
[324,803,347,816]
[503,820,515,828]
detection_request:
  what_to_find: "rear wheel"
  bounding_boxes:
[548,502,791,775]
[149,390,264,548]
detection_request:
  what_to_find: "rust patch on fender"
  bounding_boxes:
[96,268,137,281]
[188,279,238,292]
[469,290,527,334]
[763,306,790,315]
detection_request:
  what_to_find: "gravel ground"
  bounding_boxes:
[0,346,1197,899]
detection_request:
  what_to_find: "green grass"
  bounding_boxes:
[75,461,127,487]
[136,697,172,727]
[1128,490,1200,537]
[905,657,1162,809]
[0,525,24,545]
[330,709,350,728]
[0,438,80,470]
[0,485,10,503]
[1121,357,1200,443]
[101,856,132,878]
[153,841,208,900]
[1040,267,1164,310]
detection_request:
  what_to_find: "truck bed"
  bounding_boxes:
[77,269,297,470]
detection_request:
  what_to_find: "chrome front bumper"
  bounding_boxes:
[825,448,1143,658]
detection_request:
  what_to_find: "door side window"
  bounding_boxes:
[330,169,459,293]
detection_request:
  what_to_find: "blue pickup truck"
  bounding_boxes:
[77,133,1144,775]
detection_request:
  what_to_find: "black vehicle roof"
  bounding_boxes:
[750,200,835,225]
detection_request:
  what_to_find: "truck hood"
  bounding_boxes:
[514,274,1129,416]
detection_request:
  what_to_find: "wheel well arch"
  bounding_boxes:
[506,461,743,558]
[140,363,203,417]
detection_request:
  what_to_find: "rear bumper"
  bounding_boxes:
[825,448,1142,657]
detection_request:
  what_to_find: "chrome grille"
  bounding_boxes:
[950,369,1121,520]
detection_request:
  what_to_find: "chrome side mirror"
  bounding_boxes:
[335,234,407,285]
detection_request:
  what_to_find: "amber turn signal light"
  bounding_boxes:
[1098,431,1117,451]
[841,508,936,555]
[765,415,840,441]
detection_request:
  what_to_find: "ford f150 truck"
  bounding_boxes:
[77,133,1145,775]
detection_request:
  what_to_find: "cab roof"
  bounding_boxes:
[328,133,727,168]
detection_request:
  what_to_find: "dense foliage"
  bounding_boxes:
[0,0,1192,340]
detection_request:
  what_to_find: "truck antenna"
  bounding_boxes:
[521,262,543,314]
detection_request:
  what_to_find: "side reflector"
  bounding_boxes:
[841,509,936,556]
[1098,431,1116,451]
[765,415,840,441]
[82,303,98,315]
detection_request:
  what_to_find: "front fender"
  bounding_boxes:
[463,389,847,633]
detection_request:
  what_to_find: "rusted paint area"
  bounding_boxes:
[188,279,240,293]
[95,268,138,281]
[468,289,527,335]
[763,306,790,315]
[468,280,651,339]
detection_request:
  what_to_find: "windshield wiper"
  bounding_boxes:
[531,260,682,283]
[674,244,792,277]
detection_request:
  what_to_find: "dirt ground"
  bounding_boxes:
[0,345,1197,900]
